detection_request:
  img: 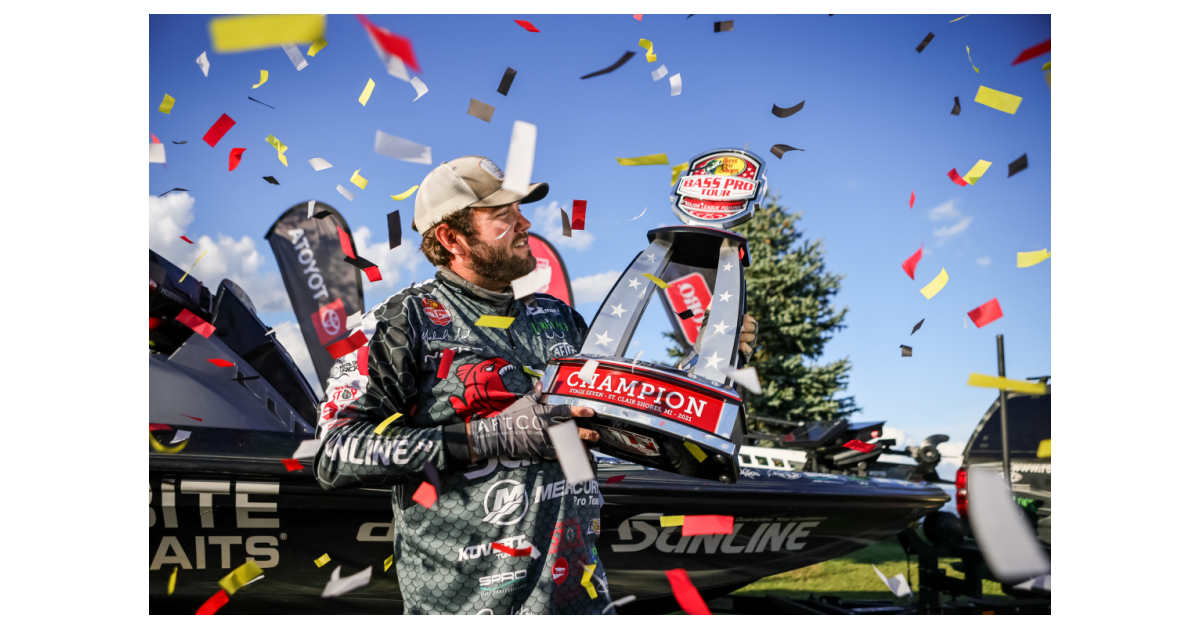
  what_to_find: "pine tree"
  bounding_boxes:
[665,191,860,437]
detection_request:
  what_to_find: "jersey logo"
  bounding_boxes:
[421,297,452,326]
[482,479,529,525]
[449,357,519,419]
[551,557,569,585]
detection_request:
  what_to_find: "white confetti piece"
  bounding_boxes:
[669,73,682,96]
[967,467,1051,583]
[321,565,372,598]
[410,76,429,101]
[308,158,332,171]
[196,51,210,77]
[375,130,432,165]
[501,121,537,194]
[511,266,551,300]
[719,365,761,394]
[651,65,668,81]
[546,419,596,487]
[871,565,912,597]
[337,184,355,201]
[281,44,308,70]
[170,430,191,444]
[149,143,166,164]
[579,359,599,384]
[292,439,321,460]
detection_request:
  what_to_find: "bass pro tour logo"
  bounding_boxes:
[421,297,452,326]
[670,149,767,228]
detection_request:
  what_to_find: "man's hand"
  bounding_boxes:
[467,382,598,463]
[536,380,600,446]
[740,313,759,362]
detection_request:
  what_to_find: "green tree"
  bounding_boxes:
[666,192,860,437]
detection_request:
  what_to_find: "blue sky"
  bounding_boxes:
[149,13,1050,458]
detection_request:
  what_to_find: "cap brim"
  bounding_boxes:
[470,182,549,209]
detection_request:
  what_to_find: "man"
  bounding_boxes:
[314,156,757,614]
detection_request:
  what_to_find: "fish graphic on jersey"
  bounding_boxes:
[449,357,519,419]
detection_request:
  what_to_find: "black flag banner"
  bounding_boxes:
[657,261,717,353]
[265,201,365,382]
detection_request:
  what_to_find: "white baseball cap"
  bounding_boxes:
[413,156,548,235]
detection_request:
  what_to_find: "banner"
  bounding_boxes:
[657,263,716,351]
[526,233,574,307]
[265,202,364,382]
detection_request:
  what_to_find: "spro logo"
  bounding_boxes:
[482,480,528,525]
[479,569,527,594]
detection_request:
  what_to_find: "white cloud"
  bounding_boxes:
[936,441,967,482]
[351,225,430,305]
[149,193,290,312]
[272,321,321,392]
[927,199,961,221]
[933,217,972,242]
[976,256,991,266]
[530,200,594,250]
[571,270,621,303]
[881,426,912,448]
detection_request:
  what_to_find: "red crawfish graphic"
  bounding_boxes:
[448,357,518,419]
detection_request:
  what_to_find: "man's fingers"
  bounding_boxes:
[578,428,600,442]
[570,406,595,418]
[740,341,752,355]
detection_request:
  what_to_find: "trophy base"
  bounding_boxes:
[544,356,744,483]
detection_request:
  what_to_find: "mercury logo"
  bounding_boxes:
[321,309,341,336]
[482,479,529,526]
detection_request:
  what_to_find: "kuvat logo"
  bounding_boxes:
[666,273,712,345]
[482,479,529,525]
[311,298,347,345]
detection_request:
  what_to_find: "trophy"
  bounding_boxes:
[543,148,767,483]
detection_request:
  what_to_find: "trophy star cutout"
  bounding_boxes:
[627,277,643,290]
[595,331,615,347]
[722,262,734,271]
[704,351,723,370]
[610,303,627,318]
[712,320,730,335]
[645,253,657,262]
[718,291,733,302]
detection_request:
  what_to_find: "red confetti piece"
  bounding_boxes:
[149,423,171,431]
[281,458,304,472]
[229,147,246,171]
[337,225,356,259]
[682,515,735,536]
[843,439,876,453]
[176,309,215,338]
[151,133,161,144]
[634,14,643,21]
[967,298,1004,328]
[356,14,421,72]
[1011,39,1051,65]
[412,481,437,508]
[514,19,540,32]
[202,113,235,148]
[357,345,369,376]
[181,414,204,422]
[207,358,235,367]
[948,168,968,187]
[665,569,711,615]
[491,542,532,557]
[909,191,915,209]
[436,348,454,379]
[363,265,382,282]
[195,589,229,615]
[605,475,626,484]
[571,200,587,230]
[326,330,368,360]
[180,235,194,244]
[901,246,923,280]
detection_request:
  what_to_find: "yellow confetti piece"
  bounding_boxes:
[1045,71,1051,89]
[218,561,264,596]
[149,432,189,454]
[967,373,1047,395]
[974,85,1023,115]
[966,46,980,73]
[168,566,178,595]
[617,153,669,166]
[581,563,598,599]
[660,515,684,527]
[159,94,175,114]
[684,441,707,463]
[391,185,419,200]
[179,249,208,282]
[963,159,992,185]
[1037,439,1051,459]
[265,134,288,166]
[670,163,688,186]
[950,14,970,22]
[522,366,544,378]
[351,169,369,190]
[919,268,949,300]
[384,555,394,572]
[1017,249,1051,268]
[359,78,376,106]
[639,38,656,62]
[252,69,269,89]
[641,273,670,290]
[374,412,403,435]
[475,315,516,329]
[1042,61,1051,71]
[209,14,326,53]
[314,553,331,567]
[308,37,328,56]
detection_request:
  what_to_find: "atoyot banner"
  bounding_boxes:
[527,233,574,307]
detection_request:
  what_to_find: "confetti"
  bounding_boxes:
[374,412,403,435]
[909,191,916,209]
[967,298,1004,328]
[617,153,669,166]
[307,158,332,171]
[315,553,331,567]
[771,100,805,118]
[714,20,734,33]
[651,64,668,81]
[252,69,269,88]
[158,94,175,114]
[770,144,803,159]
[872,565,912,597]
[376,130,432,165]
[975,85,1022,114]
[437,348,455,379]
[966,467,1050,582]
[579,359,600,384]
[719,365,762,394]
[475,315,516,329]
[412,481,438,508]
[358,78,376,105]
[916,32,935,53]
[522,366,544,378]
[409,76,429,100]
[666,569,711,615]
[670,163,688,185]
[209,14,325,53]
[149,142,166,164]
[158,187,188,197]
[513,19,541,32]
[281,458,304,472]
[634,14,643,20]
[669,73,682,96]
[629,207,648,221]
[1043,61,1051,71]
[326,330,368,360]
[571,200,587,230]
[639,38,657,62]
[380,211,402,252]
[308,37,327,56]
[357,15,420,74]
[641,273,670,289]
[346,310,363,331]
[547,419,596,486]
[207,358,235,367]
[467,98,496,123]
[963,159,992,185]
[843,439,876,453]
[501,120,537,194]
[168,566,178,594]
[947,168,968,186]
[951,15,970,22]
[952,96,961,115]
[197,51,210,76]
[682,515,734,536]
[966,46,980,73]
[282,44,308,70]
[901,345,913,357]
[179,249,208,282]
[423,459,442,496]
[149,431,189,454]
[684,441,707,463]
[606,475,626,484]
[321,565,373,598]
[169,430,191,444]
[1037,439,1051,458]
[265,134,288,166]
[218,561,264,596]
[195,589,229,615]
[390,185,419,201]
[180,235,194,243]
[561,207,572,237]
[967,374,1047,395]
[919,268,949,299]
[1012,39,1051,65]
[512,266,551,300]
[292,439,321,459]
[492,542,532,557]
[172,141,187,144]
[248,96,275,108]
[489,68,516,100]
[1017,249,1051,268]
[581,51,636,79]
[176,309,215,338]
[228,148,245,171]
[336,184,355,201]
[384,555,394,571]
[911,319,924,335]
[678,309,694,320]
[1008,153,1029,177]
[345,256,382,282]
[263,176,280,185]
[350,169,369,189]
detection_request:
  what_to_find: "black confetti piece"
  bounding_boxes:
[770,144,804,159]
[901,345,913,357]
[158,188,188,197]
[678,310,695,321]
[172,141,188,144]
[911,319,924,335]
[581,51,636,79]
[916,32,935,53]
[1008,154,1028,177]
[771,100,806,118]
[497,67,517,96]
[387,210,403,250]
[248,96,276,109]
[263,176,280,185]
[951,96,961,115]
[714,20,734,33]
